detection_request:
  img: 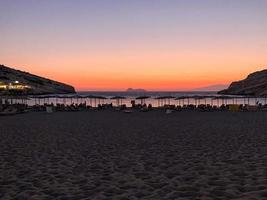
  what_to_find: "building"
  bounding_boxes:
[0,81,31,91]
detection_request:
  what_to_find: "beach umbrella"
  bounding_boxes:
[69,95,81,104]
[110,96,126,106]
[36,96,41,105]
[96,96,107,105]
[155,96,164,107]
[56,95,67,105]
[54,95,61,104]
[176,96,191,106]
[189,95,203,106]
[28,95,36,105]
[234,96,246,105]
[175,96,188,106]
[155,96,175,107]
[87,95,106,107]
[46,95,56,104]
[195,96,210,105]
[136,96,150,105]
[86,95,95,106]
[72,95,82,104]
[212,96,222,106]
[15,95,30,104]
[246,96,255,105]
[34,95,44,105]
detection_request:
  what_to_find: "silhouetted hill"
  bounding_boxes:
[218,69,267,96]
[0,65,75,94]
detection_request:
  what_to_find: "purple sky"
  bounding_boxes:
[1,0,267,90]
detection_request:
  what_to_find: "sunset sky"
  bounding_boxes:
[1,0,267,91]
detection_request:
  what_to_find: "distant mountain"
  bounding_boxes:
[192,84,229,92]
[219,69,267,96]
[126,88,147,93]
[0,65,75,94]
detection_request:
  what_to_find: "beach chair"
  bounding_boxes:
[46,106,53,113]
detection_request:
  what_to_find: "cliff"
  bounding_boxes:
[218,69,267,96]
[0,65,76,95]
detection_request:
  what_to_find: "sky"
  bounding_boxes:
[1,0,267,91]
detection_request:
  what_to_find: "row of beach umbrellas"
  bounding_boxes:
[1,94,267,106]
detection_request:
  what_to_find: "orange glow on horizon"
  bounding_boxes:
[2,47,267,91]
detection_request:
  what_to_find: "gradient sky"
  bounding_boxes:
[1,0,267,91]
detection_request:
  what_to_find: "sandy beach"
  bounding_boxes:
[1,110,267,200]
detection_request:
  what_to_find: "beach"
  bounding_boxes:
[1,110,267,200]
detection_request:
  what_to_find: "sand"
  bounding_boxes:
[1,110,267,200]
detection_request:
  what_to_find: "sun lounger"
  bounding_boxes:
[0,108,18,116]
[166,109,173,114]
[123,110,133,113]
[46,106,53,113]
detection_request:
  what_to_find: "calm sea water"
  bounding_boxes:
[24,91,266,107]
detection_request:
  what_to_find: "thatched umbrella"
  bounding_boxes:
[73,95,84,104]
[16,95,30,104]
[87,95,107,107]
[56,95,65,105]
[96,96,107,105]
[37,95,46,104]
[212,96,231,106]
[136,96,150,105]
[200,95,215,106]
[86,95,94,106]
[175,96,188,106]
[228,95,246,105]
[110,96,126,106]
[190,95,206,106]
[66,95,75,104]
[46,95,57,104]
[32,96,39,105]
[234,96,246,105]
[53,95,61,104]
[155,96,175,107]
[212,96,222,106]
[208,95,221,106]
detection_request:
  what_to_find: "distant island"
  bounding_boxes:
[0,65,76,95]
[219,69,267,96]
[126,88,147,93]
